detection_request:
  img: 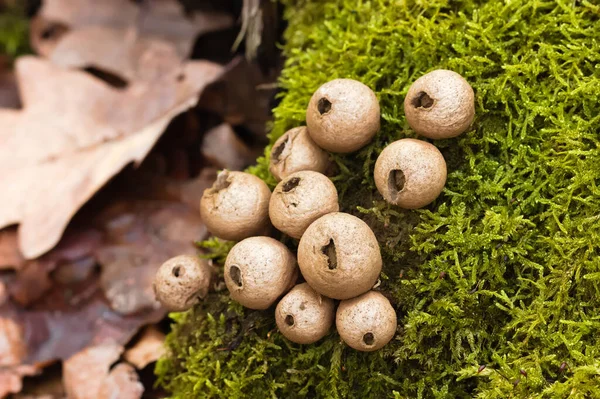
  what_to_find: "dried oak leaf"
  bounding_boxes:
[35,0,233,60]
[0,318,39,398]
[96,200,207,315]
[63,343,123,399]
[0,56,223,259]
[201,123,259,171]
[97,363,143,399]
[123,326,165,369]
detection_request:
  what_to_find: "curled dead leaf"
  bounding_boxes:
[63,343,123,399]
[124,326,165,370]
[0,57,223,259]
[97,363,143,399]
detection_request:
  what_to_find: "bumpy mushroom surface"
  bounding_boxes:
[374,138,447,209]
[297,212,382,300]
[269,171,339,239]
[306,79,380,153]
[275,283,335,344]
[269,126,331,182]
[199,170,271,241]
[153,255,213,311]
[336,291,397,352]
[404,69,475,139]
[224,236,298,309]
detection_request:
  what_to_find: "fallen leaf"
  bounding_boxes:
[35,0,233,60]
[96,200,207,315]
[0,318,39,398]
[63,343,123,399]
[9,228,102,306]
[0,56,223,259]
[124,326,165,370]
[201,123,258,170]
[0,228,23,270]
[97,363,143,399]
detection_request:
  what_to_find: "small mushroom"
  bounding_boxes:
[275,283,335,344]
[306,79,380,153]
[336,291,397,352]
[297,212,382,300]
[153,255,213,311]
[269,126,331,182]
[224,236,298,309]
[404,69,475,139]
[199,170,271,241]
[374,138,447,209]
[269,171,339,239]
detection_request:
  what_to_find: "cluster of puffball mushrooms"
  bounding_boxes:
[154,69,475,352]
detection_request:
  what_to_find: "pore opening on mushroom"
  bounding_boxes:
[363,332,375,346]
[271,138,288,163]
[322,238,338,270]
[211,171,231,193]
[411,91,434,108]
[317,98,332,115]
[285,315,295,326]
[229,265,243,287]
[388,169,406,200]
[283,177,301,192]
[172,265,183,278]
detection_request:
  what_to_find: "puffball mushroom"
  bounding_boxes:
[200,170,271,241]
[275,283,335,344]
[269,126,331,181]
[153,255,213,312]
[269,171,339,239]
[224,236,298,310]
[404,69,475,139]
[298,212,382,300]
[374,138,447,209]
[336,291,397,352]
[306,79,380,153]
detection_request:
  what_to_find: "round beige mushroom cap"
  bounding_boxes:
[306,79,380,153]
[153,255,213,312]
[224,236,298,310]
[374,138,447,209]
[404,69,475,139]
[269,126,331,182]
[200,170,271,241]
[275,283,335,344]
[269,171,339,239]
[298,212,382,300]
[336,291,397,352]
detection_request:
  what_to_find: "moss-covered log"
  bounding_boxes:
[157,0,600,397]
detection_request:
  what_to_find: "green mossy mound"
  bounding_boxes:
[157,1,600,397]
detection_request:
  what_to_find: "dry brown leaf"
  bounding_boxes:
[201,123,258,171]
[0,318,39,398]
[124,326,165,369]
[0,228,23,270]
[96,200,207,315]
[97,363,143,399]
[36,0,233,59]
[63,343,123,399]
[0,56,223,259]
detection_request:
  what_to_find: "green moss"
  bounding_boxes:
[0,3,30,61]
[157,0,600,397]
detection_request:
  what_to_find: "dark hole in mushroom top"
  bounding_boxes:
[388,169,405,200]
[363,332,375,346]
[41,23,68,40]
[172,265,183,278]
[283,177,301,192]
[229,265,243,287]
[322,238,337,270]
[176,73,185,82]
[411,91,434,108]
[212,171,231,193]
[285,314,295,326]
[317,98,332,115]
[271,137,288,163]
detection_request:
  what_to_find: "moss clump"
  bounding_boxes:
[157,0,600,397]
